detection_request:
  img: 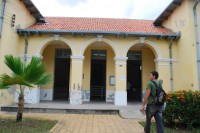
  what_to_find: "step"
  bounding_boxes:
[1,106,119,115]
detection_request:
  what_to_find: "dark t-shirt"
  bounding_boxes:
[146,80,160,104]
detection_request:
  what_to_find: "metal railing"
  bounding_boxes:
[90,86,105,98]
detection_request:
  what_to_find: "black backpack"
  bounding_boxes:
[151,81,166,106]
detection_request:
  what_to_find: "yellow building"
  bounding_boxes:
[0,0,199,106]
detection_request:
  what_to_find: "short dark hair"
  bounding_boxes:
[150,71,159,79]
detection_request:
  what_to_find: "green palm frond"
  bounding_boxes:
[0,74,32,88]
[35,74,51,85]
[4,55,24,75]
[23,57,51,85]
[0,55,51,90]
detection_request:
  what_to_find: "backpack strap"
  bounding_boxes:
[152,81,159,89]
[150,80,159,99]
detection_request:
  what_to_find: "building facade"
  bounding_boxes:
[0,0,199,106]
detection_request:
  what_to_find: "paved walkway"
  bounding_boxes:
[0,112,144,133]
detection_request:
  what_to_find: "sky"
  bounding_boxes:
[31,0,173,20]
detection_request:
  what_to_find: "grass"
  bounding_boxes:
[139,122,196,133]
[0,118,57,133]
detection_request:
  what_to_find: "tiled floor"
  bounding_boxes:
[0,112,144,133]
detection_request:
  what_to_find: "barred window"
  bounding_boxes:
[55,49,71,58]
[127,51,141,60]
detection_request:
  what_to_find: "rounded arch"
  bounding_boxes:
[35,37,76,56]
[123,39,162,58]
[80,37,119,56]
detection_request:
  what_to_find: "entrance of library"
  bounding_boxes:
[53,49,70,100]
[90,50,106,101]
[127,51,142,102]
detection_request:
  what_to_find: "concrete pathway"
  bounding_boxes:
[0,112,144,133]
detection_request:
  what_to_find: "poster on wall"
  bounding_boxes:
[110,76,115,86]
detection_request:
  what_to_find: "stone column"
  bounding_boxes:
[70,56,84,105]
[114,57,128,106]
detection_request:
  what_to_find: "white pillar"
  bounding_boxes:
[69,56,84,105]
[114,57,128,106]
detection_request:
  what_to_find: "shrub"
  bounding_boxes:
[164,90,200,129]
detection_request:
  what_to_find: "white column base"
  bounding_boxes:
[82,89,90,102]
[15,87,40,104]
[40,89,53,101]
[70,90,82,105]
[106,90,115,102]
[114,91,127,106]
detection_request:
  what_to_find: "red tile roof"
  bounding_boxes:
[27,17,174,34]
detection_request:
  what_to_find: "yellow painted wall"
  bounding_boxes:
[0,0,36,74]
[0,0,36,106]
[38,37,161,93]
[20,34,175,93]
[0,89,15,106]
[163,0,198,90]
[36,36,165,93]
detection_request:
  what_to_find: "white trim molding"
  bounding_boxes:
[36,36,76,56]
[155,58,178,66]
[123,39,162,58]
[53,34,60,40]
[80,37,119,56]
[71,56,85,64]
[154,58,178,62]
[114,57,128,65]
[71,56,85,60]
[97,34,103,42]
[114,57,128,61]
[139,37,145,43]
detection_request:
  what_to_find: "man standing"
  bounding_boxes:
[141,71,164,133]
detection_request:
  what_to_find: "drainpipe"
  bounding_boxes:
[24,33,28,64]
[169,37,174,91]
[193,0,200,90]
[0,0,6,37]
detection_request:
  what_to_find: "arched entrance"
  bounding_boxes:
[125,39,160,102]
[38,38,74,101]
[81,37,117,102]
[90,49,107,101]
[127,50,142,102]
[53,48,71,100]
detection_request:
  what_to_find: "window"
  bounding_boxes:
[91,50,107,59]
[55,49,71,58]
[127,51,141,60]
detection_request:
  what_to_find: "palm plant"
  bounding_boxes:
[0,55,51,122]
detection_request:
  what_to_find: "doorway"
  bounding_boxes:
[127,51,142,102]
[53,49,70,100]
[90,50,107,101]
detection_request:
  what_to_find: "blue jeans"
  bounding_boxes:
[144,104,164,133]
